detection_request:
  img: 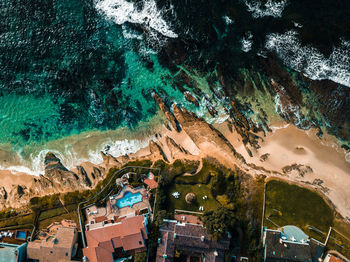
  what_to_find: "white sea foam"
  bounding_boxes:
[88,138,153,164]
[244,0,288,18]
[241,32,253,52]
[266,30,350,87]
[0,164,40,176]
[122,25,143,40]
[223,15,234,25]
[0,137,154,176]
[95,0,178,38]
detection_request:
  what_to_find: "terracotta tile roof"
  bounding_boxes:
[144,178,158,189]
[83,215,148,262]
[329,255,345,262]
[27,227,78,262]
[94,216,107,223]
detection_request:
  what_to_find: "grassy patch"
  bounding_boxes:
[264,180,350,258]
[167,183,219,212]
[175,160,215,185]
[0,213,35,229]
[265,180,334,234]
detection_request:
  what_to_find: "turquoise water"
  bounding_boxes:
[0,0,349,172]
[116,191,143,208]
[15,231,26,240]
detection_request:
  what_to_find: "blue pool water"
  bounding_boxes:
[15,231,26,240]
[116,192,142,209]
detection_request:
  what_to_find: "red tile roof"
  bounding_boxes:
[329,255,345,262]
[144,177,158,189]
[83,215,148,262]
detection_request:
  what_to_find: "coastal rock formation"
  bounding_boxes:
[152,92,181,132]
[148,140,169,162]
[184,91,199,107]
[165,136,189,159]
[172,104,246,166]
[271,79,309,128]
[0,153,108,209]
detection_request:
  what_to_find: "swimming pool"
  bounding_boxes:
[15,231,26,240]
[116,191,142,209]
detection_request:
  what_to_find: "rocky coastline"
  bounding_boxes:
[0,91,349,221]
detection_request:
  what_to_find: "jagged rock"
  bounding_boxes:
[230,100,249,130]
[100,152,121,167]
[206,103,218,116]
[260,153,270,162]
[172,104,246,165]
[152,91,181,132]
[44,152,68,171]
[149,140,169,162]
[271,79,310,129]
[184,91,199,107]
[76,166,92,188]
[0,186,7,200]
[165,136,189,159]
[282,164,313,177]
[7,185,28,207]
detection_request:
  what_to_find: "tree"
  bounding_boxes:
[134,252,147,262]
[211,172,227,197]
[201,206,236,240]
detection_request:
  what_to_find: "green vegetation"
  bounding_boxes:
[133,251,147,262]
[167,183,218,212]
[264,179,350,258]
[265,180,334,233]
[201,206,236,240]
[0,213,35,229]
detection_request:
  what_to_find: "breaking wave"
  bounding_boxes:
[266,30,350,87]
[241,32,253,52]
[88,138,153,165]
[95,0,178,38]
[244,0,288,18]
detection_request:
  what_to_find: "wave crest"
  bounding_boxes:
[266,30,350,87]
[244,0,288,18]
[95,0,178,38]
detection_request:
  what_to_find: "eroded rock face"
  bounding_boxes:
[1,152,108,210]
[184,91,199,107]
[152,91,181,132]
[172,104,246,165]
[0,186,7,200]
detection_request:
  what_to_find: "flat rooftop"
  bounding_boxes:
[0,243,18,262]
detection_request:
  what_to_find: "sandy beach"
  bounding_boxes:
[0,120,349,219]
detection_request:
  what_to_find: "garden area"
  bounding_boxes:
[159,158,242,213]
[264,179,350,257]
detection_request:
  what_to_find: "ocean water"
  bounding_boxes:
[0,0,349,173]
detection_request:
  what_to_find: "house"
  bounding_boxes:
[156,215,230,262]
[0,242,27,262]
[263,226,324,262]
[323,253,347,262]
[83,215,148,262]
[143,172,158,190]
[27,227,78,262]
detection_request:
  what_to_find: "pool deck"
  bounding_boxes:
[85,185,152,225]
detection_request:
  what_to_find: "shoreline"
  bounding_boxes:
[0,117,349,219]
